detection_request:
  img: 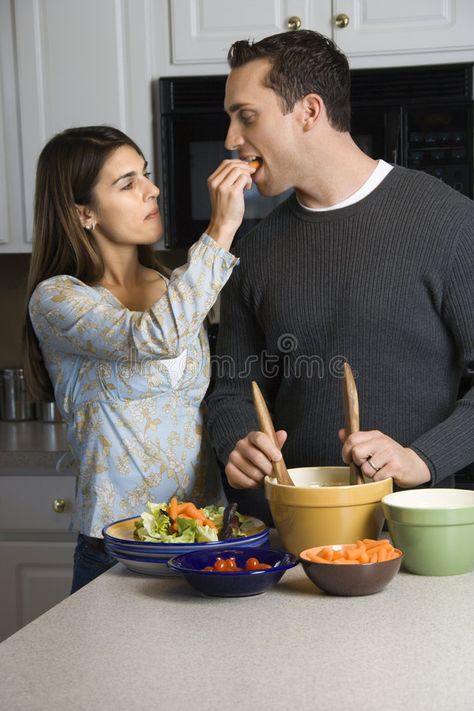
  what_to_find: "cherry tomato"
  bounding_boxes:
[226,557,237,570]
[202,566,214,572]
[213,559,227,571]
[256,563,272,570]
[245,557,260,570]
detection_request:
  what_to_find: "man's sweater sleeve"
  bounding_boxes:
[410,222,474,484]
[206,258,275,468]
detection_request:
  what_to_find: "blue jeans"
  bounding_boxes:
[71,533,117,594]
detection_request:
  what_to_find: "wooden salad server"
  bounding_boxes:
[342,362,365,486]
[251,381,294,486]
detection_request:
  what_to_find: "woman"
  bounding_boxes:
[24,125,255,592]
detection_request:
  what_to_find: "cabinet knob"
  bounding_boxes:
[287,16,302,31]
[335,13,350,28]
[52,498,66,513]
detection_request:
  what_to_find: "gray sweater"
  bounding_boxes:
[206,166,474,493]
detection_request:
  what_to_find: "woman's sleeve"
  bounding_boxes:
[29,234,238,361]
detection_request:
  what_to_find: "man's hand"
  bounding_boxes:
[225,430,288,489]
[339,429,431,488]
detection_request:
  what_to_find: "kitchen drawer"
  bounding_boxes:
[0,476,76,532]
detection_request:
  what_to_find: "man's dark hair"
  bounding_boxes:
[228,29,351,132]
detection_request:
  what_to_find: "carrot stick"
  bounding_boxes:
[169,496,178,521]
[176,502,201,517]
[201,516,217,529]
[346,547,364,560]
[312,555,331,564]
[174,501,218,529]
[305,551,330,563]
[365,539,391,550]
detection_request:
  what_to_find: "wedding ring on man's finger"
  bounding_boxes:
[367,457,380,473]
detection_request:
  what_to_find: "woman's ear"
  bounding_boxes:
[75,204,96,231]
[300,93,323,132]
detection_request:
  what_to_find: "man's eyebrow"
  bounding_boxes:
[111,160,148,186]
[227,103,251,114]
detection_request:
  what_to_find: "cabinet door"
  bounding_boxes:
[10,0,155,252]
[0,1,26,252]
[0,475,76,531]
[333,0,474,63]
[0,541,75,642]
[170,0,332,63]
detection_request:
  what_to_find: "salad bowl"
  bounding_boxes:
[102,506,270,577]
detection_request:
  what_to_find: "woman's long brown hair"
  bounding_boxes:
[23,125,168,402]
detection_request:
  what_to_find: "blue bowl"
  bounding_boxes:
[167,547,298,597]
[102,515,269,554]
[103,544,178,576]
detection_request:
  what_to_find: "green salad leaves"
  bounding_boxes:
[133,501,251,544]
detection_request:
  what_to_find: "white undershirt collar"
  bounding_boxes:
[297,160,393,212]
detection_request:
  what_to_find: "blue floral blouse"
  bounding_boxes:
[29,234,238,537]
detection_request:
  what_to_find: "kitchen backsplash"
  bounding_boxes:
[0,249,188,369]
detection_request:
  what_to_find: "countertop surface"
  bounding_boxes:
[0,420,68,469]
[0,554,473,710]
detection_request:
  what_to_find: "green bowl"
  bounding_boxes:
[382,489,474,576]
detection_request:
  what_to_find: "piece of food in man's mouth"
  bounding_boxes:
[244,156,262,170]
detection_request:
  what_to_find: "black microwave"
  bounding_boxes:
[157,63,473,248]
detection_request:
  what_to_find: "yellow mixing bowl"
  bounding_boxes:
[264,467,393,556]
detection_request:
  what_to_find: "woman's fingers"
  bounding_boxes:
[207,158,254,183]
[206,160,256,248]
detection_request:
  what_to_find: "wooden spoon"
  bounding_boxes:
[342,363,365,486]
[251,381,294,486]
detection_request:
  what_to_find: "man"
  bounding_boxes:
[206,30,474,522]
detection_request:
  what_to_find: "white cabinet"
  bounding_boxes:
[1,0,157,253]
[333,0,474,68]
[0,540,76,641]
[170,0,332,63]
[0,1,26,252]
[170,0,474,67]
[0,473,77,642]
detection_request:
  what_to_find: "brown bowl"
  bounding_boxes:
[264,467,393,556]
[300,543,403,596]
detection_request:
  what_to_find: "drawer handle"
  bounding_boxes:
[52,498,66,513]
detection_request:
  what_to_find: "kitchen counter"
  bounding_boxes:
[0,420,68,469]
[0,557,473,710]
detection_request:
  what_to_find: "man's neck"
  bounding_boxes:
[295,134,379,210]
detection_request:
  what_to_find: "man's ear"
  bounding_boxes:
[300,93,324,132]
[75,204,96,231]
